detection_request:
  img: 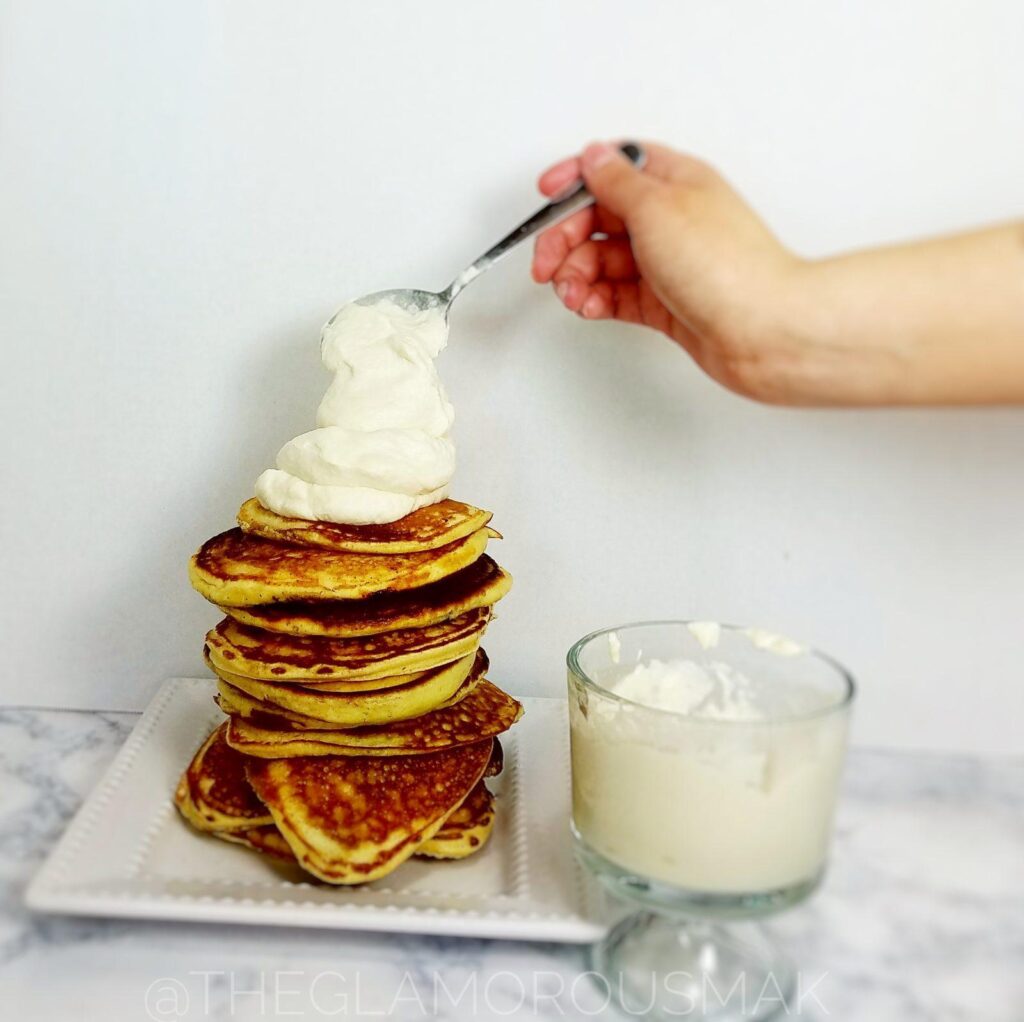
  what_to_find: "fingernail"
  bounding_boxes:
[582,294,602,318]
[581,142,617,172]
[555,281,570,302]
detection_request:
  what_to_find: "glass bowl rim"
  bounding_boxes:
[566,619,856,727]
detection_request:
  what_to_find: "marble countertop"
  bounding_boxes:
[1,705,1021,1021]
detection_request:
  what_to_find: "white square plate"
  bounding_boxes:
[26,679,605,943]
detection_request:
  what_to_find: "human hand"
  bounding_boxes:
[531,141,821,403]
[533,141,1024,406]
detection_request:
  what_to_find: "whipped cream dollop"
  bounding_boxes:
[608,651,829,722]
[610,658,766,721]
[255,299,455,525]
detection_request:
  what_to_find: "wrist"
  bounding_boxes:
[754,258,915,406]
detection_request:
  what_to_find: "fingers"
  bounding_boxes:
[544,243,686,342]
[532,141,709,336]
[531,207,594,283]
[547,238,638,318]
[533,209,629,282]
[577,281,619,321]
[570,279,693,345]
[550,278,662,329]
[538,140,706,199]
[536,152,627,228]
[578,143,658,221]
[537,156,581,197]
[532,213,629,286]
[537,142,690,193]
[550,278,627,321]
[552,238,637,289]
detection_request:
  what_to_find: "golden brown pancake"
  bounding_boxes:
[224,678,522,757]
[484,737,504,778]
[189,527,490,607]
[219,555,512,638]
[245,739,493,884]
[214,656,486,731]
[416,782,495,860]
[237,497,493,554]
[205,609,489,683]
[209,649,486,727]
[212,782,495,865]
[213,649,487,726]
[208,648,418,694]
[172,734,494,868]
[173,724,273,832]
[215,824,296,862]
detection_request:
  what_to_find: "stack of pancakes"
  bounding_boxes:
[175,497,521,884]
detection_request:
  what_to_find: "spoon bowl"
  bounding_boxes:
[353,288,447,317]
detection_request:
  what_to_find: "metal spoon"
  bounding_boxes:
[345,142,645,321]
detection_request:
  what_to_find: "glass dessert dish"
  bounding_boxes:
[567,621,855,1021]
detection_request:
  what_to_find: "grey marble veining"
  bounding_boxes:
[0,706,1021,1021]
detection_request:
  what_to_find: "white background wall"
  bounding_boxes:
[1,0,1022,753]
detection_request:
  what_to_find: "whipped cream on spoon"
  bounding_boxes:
[255,144,645,526]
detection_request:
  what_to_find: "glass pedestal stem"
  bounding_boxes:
[589,911,795,1021]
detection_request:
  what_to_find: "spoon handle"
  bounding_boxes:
[444,142,646,303]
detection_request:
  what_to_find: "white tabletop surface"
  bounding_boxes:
[1,705,1021,1021]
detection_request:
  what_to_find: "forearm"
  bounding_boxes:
[790,224,1024,405]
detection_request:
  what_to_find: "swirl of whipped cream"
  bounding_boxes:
[255,299,455,525]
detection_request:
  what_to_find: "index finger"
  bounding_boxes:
[537,156,582,197]
[531,206,596,283]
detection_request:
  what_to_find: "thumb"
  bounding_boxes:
[580,142,654,222]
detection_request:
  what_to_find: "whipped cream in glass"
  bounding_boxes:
[256,299,454,525]
[568,623,855,1022]
[568,622,853,897]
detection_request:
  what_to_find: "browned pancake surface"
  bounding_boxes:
[429,781,495,839]
[175,723,272,831]
[238,497,492,554]
[245,739,493,883]
[212,649,488,728]
[220,555,511,637]
[205,609,489,681]
[216,824,296,862]
[211,648,486,703]
[190,527,488,606]
[484,737,504,778]
[224,678,522,756]
[218,781,495,866]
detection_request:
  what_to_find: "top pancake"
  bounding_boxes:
[190,526,490,607]
[238,498,492,554]
[220,555,512,637]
